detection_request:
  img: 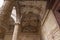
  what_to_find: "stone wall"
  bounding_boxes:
[42,10,60,40]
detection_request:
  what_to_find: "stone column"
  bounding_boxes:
[12,23,19,40]
[12,1,21,40]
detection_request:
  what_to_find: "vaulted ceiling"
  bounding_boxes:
[0,0,60,34]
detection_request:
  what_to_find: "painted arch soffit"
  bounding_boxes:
[18,1,47,33]
[19,1,47,20]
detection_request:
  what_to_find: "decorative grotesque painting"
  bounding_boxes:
[20,1,47,33]
[21,12,40,33]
